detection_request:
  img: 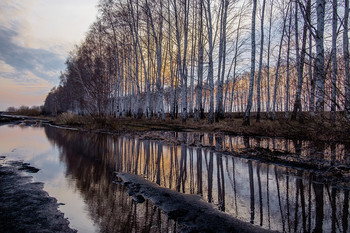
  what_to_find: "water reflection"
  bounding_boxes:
[165,132,350,166]
[44,127,177,233]
[44,127,349,233]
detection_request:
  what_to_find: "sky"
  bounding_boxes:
[0,0,98,111]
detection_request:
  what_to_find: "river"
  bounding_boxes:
[0,124,349,232]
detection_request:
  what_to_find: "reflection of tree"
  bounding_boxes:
[44,126,350,233]
[177,136,187,192]
[196,147,203,196]
[294,170,306,232]
[215,135,225,211]
[343,190,349,233]
[266,165,271,228]
[248,160,255,224]
[44,127,176,232]
[257,162,263,226]
[313,183,324,233]
[274,165,285,231]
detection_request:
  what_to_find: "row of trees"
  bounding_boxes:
[44,0,350,125]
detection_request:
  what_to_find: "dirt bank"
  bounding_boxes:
[116,172,278,233]
[0,159,76,233]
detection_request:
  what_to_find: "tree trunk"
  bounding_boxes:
[146,0,165,120]
[272,3,289,121]
[331,0,337,124]
[291,0,309,123]
[309,30,315,114]
[285,6,292,120]
[243,0,257,126]
[195,0,204,121]
[266,0,274,119]
[315,0,326,114]
[256,0,266,122]
[229,11,242,115]
[344,0,350,119]
[215,0,229,121]
[205,0,215,124]
[174,0,189,122]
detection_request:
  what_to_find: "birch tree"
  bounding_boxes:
[315,0,326,113]
[272,2,289,121]
[195,0,204,121]
[344,0,350,119]
[331,0,337,123]
[145,0,165,120]
[173,0,190,122]
[229,9,243,115]
[266,0,274,119]
[284,6,292,119]
[215,0,229,121]
[291,0,310,123]
[256,0,266,122]
[243,0,257,126]
[204,0,215,124]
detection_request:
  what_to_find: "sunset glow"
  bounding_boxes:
[0,0,98,110]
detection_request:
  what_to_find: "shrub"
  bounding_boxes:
[56,112,84,126]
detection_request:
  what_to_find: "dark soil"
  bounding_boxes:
[116,173,278,233]
[0,161,76,233]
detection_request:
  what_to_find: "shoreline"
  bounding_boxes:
[2,112,350,144]
[0,158,76,233]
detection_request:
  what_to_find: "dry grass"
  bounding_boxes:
[56,112,86,126]
[51,112,350,143]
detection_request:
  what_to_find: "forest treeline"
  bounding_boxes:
[43,0,350,125]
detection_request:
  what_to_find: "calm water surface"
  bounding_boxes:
[0,124,349,233]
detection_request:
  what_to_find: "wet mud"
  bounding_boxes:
[0,160,76,233]
[116,172,278,233]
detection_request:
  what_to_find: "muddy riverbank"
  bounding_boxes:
[0,159,76,233]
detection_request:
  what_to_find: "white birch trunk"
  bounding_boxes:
[215,0,228,121]
[344,0,350,119]
[272,4,289,120]
[204,0,215,124]
[256,0,266,122]
[285,7,291,119]
[266,0,274,119]
[243,0,257,126]
[230,11,242,114]
[146,0,165,120]
[315,0,326,113]
[309,30,315,114]
[195,0,204,121]
[331,0,337,123]
[292,0,309,123]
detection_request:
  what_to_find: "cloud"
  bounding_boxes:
[0,0,98,110]
[0,26,65,84]
[0,60,15,73]
[0,0,97,56]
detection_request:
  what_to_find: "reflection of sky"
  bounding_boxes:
[0,125,97,233]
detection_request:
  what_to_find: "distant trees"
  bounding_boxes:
[43,0,350,125]
[7,105,43,116]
